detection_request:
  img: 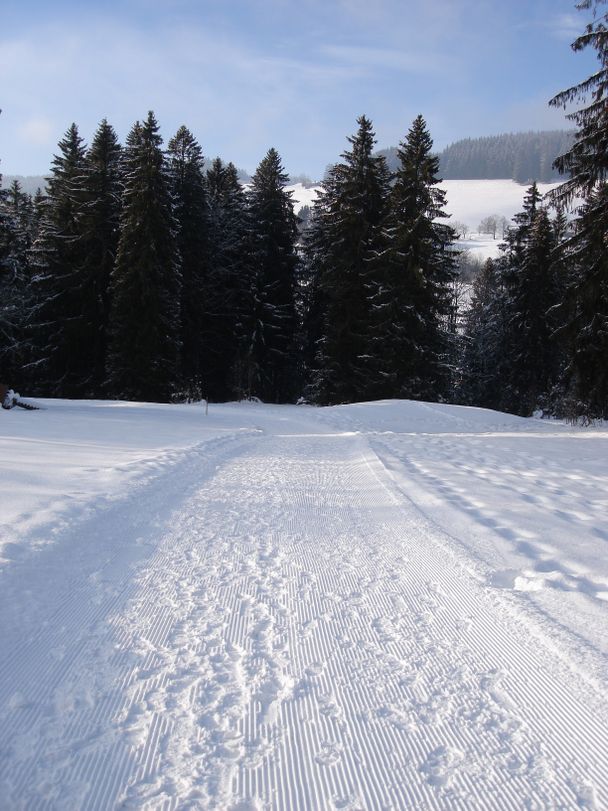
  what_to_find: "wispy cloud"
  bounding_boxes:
[19,117,55,146]
[320,43,456,75]
[549,13,581,42]
[515,13,581,43]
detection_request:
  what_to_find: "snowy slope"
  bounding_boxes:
[1,399,607,809]
[286,182,321,210]
[287,179,559,229]
[287,179,561,260]
[440,179,560,232]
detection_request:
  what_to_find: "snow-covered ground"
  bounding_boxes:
[1,399,607,809]
[287,179,561,261]
[440,179,560,233]
[286,182,321,211]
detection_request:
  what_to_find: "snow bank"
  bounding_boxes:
[320,397,538,434]
[0,399,263,564]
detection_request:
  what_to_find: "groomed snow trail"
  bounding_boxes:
[1,410,607,810]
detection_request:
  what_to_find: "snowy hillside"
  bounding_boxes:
[1,399,607,808]
[287,179,561,260]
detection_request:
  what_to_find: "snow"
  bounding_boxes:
[285,182,321,210]
[457,232,504,260]
[1,398,607,809]
[440,179,560,232]
[288,178,561,260]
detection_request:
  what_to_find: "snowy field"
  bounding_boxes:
[1,399,607,809]
[288,179,561,261]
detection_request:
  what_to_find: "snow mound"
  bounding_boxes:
[320,397,547,434]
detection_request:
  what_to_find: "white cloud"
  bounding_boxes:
[19,117,54,146]
[516,13,582,43]
[321,43,455,75]
[550,13,581,42]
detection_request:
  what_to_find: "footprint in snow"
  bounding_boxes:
[315,740,344,767]
[420,744,465,789]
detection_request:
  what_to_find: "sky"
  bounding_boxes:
[0,0,599,180]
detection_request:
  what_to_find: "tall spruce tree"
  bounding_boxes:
[300,202,329,398]
[205,158,252,400]
[78,119,122,395]
[246,148,299,402]
[0,180,35,384]
[549,0,608,418]
[500,206,561,415]
[501,182,542,266]
[167,126,208,399]
[107,112,181,402]
[310,115,391,404]
[0,168,17,380]
[27,123,88,395]
[459,258,507,409]
[370,115,457,401]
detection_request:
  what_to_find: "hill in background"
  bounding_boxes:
[1,161,253,196]
[378,130,573,184]
[3,130,573,195]
[0,174,47,196]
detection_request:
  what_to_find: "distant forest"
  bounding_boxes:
[4,130,574,194]
[378,130,574,184]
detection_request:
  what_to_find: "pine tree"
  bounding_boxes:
[459,258,507,409]
[549,0,608,418]
[246,148,299,402]
[300,203,328,398]
[310,115,390,404]
[0,171,17,380]
[167,125,208,399]
[107,112,181,402]
[501,182,542,267]
[501,207,561,415]
[27,123,88,395]
[0,180,35,384]
[370,115,457,401]
[78,119,122,395]
[205,158,252,400]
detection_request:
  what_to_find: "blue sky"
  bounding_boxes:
[0,0,598,179]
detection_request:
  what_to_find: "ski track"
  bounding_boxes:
[1,417,607,810]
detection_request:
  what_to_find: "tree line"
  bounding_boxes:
[1,0,607,419]
[439,130,574,183]
[0,114,300,403]
[378,131,574,184]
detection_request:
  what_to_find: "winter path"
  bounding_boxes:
[1,401,607,809]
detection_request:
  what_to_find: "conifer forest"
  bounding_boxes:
[1,5,607,420]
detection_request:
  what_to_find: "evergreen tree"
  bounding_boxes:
[459,258,507,409]
[167,125,208,399]
[310,115,390,404]
[27,123,88,395]
[370,115,457,401]
[501,206,561,415]
[501,182,542,267]
[246,148,299,402]
[5,181,34,272]
[549,0,608,418]
[0,180,35,384]
[0,171,17,380]
[299,203,327,398]
[78,119,122,395]
[107,112,181,402]
[205,158,252,400]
